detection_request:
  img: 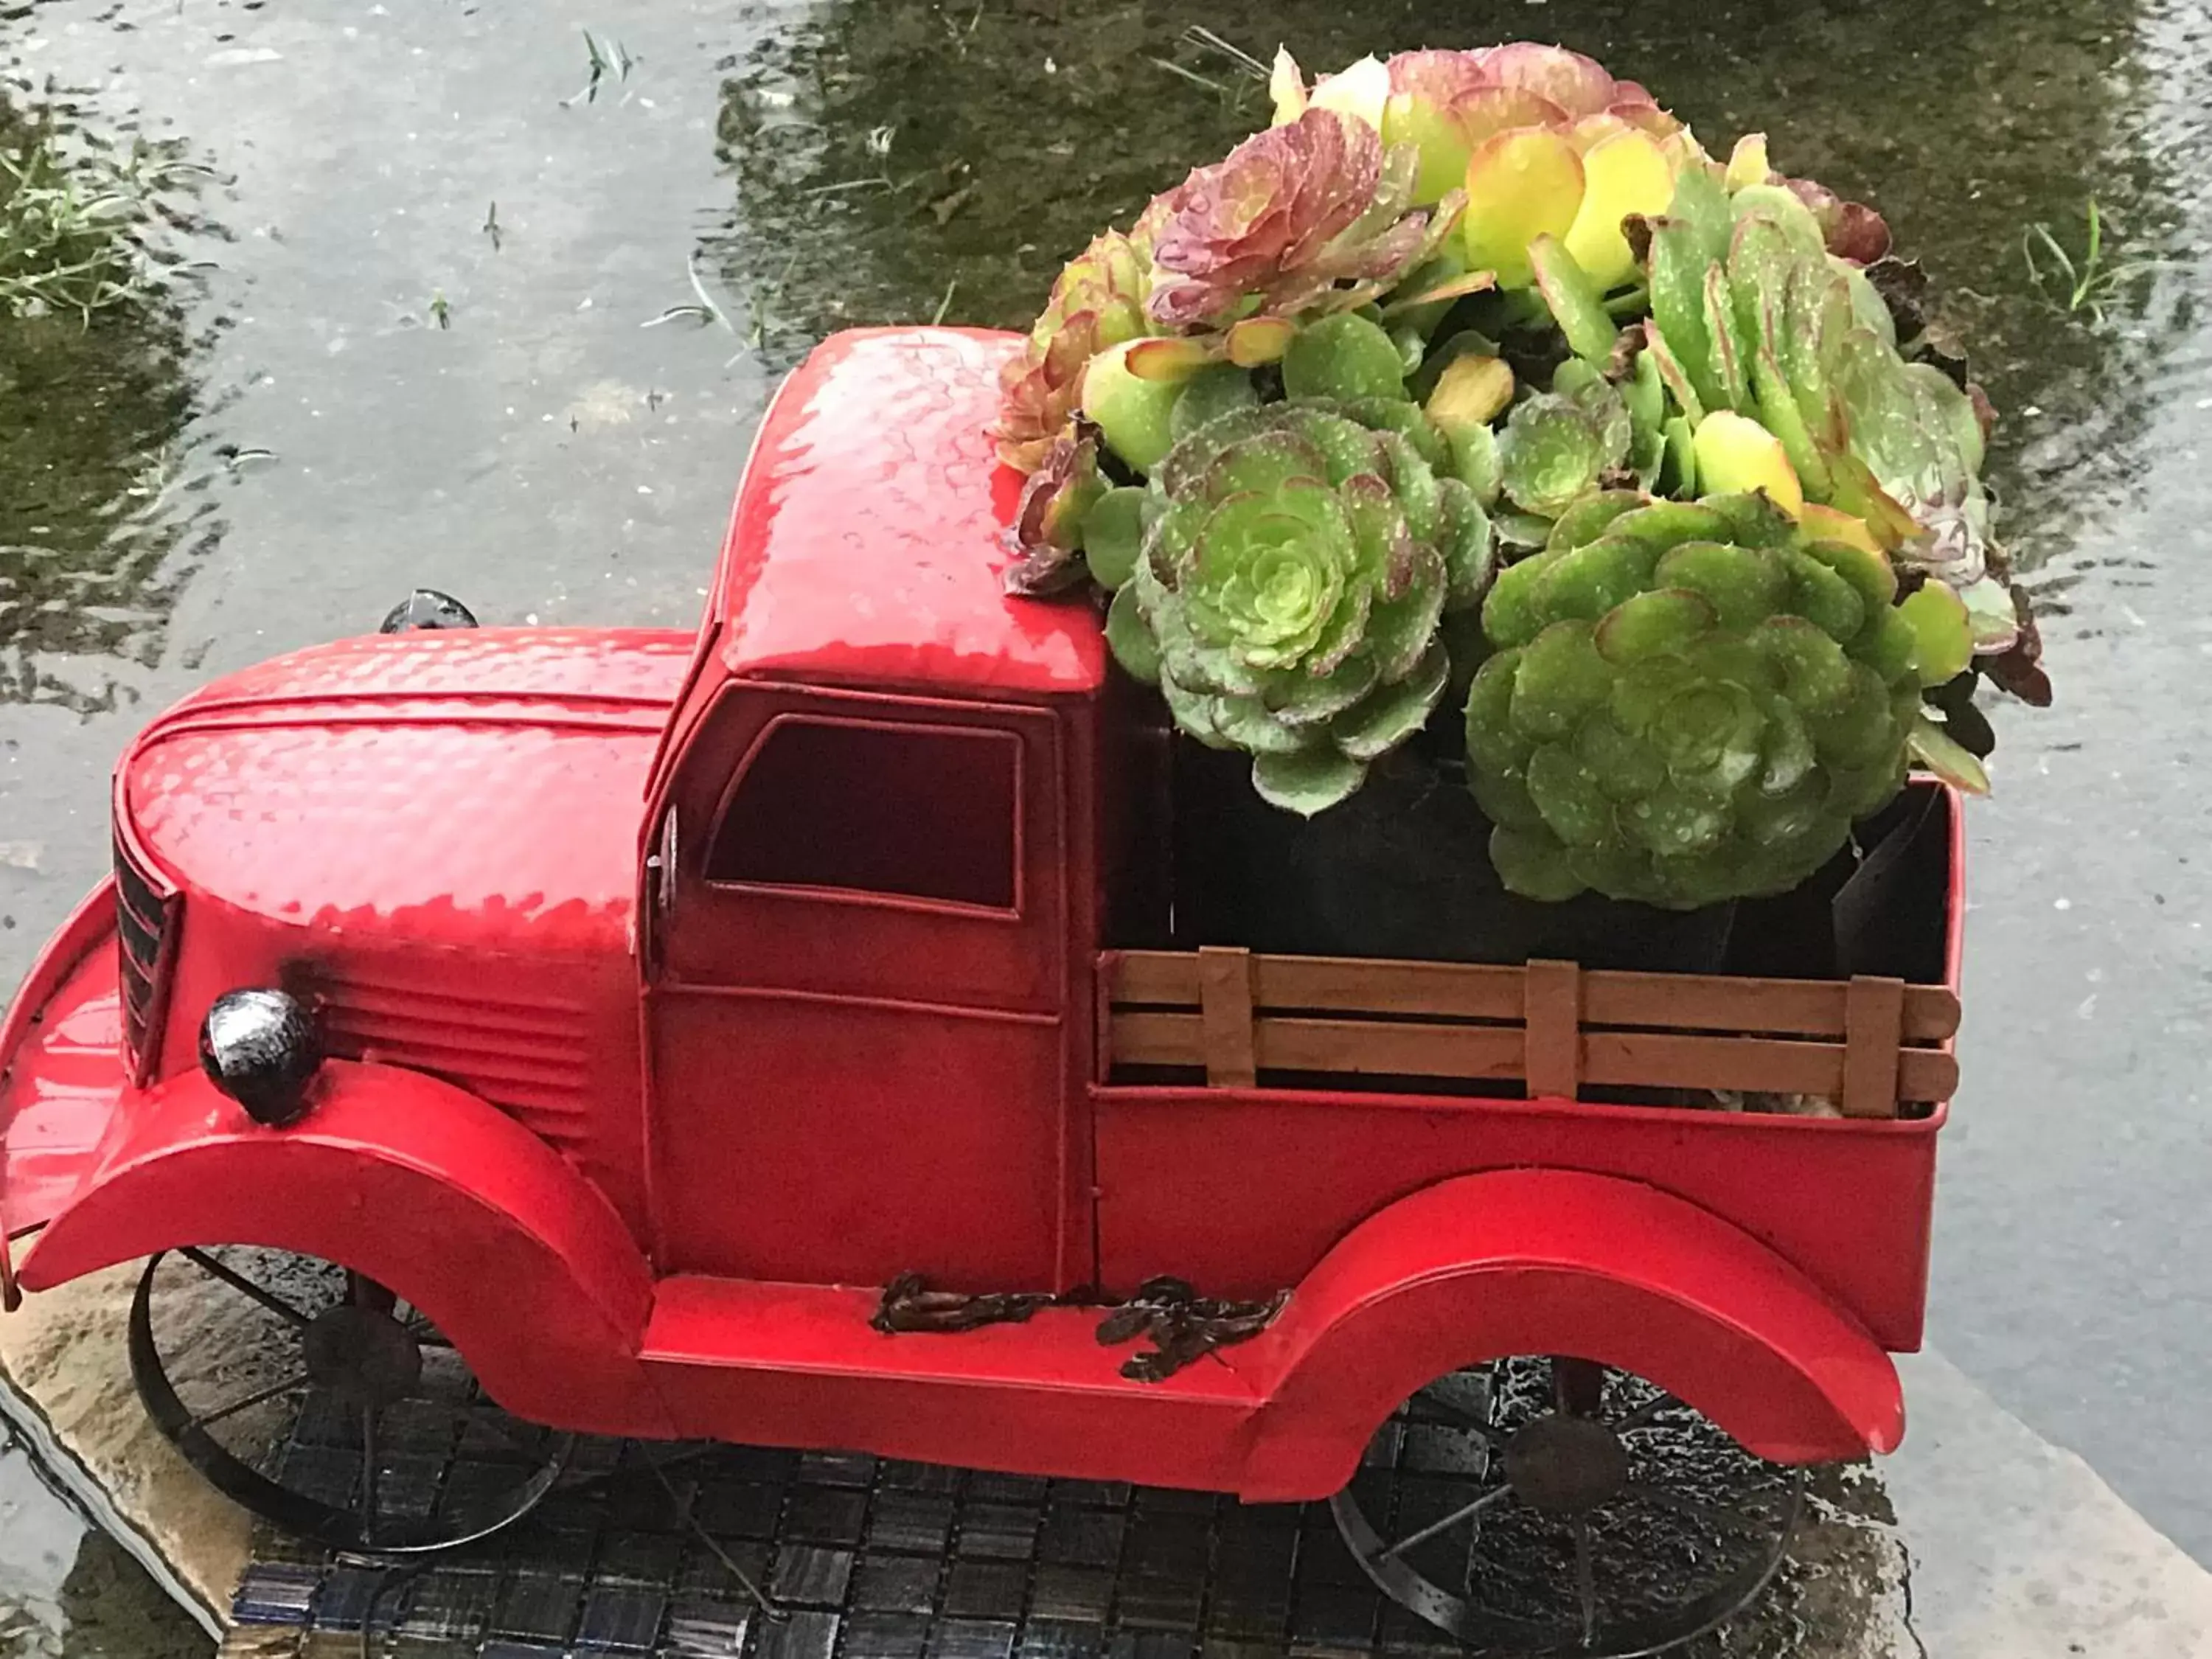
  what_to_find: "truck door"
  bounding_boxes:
[644,684,1069,1292]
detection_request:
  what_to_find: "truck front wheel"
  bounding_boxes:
[128,1246,571,1553]
[1329,1356,1804,1655]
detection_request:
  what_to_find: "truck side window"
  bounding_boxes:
[706,717,1020,911]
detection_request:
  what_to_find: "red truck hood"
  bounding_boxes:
[119,627,695,956]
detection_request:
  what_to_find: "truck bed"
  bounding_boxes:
[1086,786,1964,1354]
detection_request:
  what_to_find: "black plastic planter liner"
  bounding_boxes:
[1168,736,1956,984]
[1171,739,1740,976]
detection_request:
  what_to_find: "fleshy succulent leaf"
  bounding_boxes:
[1479,41,1620,117]
[1907,714,1991,794]
[1664,164,1736,265]
[1124,337,1215,383]
[1084,339,1183,471]
[1702,263,1751,411]
[1562,128,1676,291]
[1899,581,1973,686]
[1281,312,1408,400]
[1082,487,1151,590]
[1724,133,1771,191]
[1105,583,1161,682]
[1528,234,1620,361]
[1252,746,1368,815]
[1691,411,1804,517]
[1427,352,1515,432]
[1644,219,1722,415]
[1334,641,1451,759]
[1462,127,1585,290]
[1169,366,1262,445]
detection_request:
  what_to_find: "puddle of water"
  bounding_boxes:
[1,0,2211,1627]
[0,1436,205,1659]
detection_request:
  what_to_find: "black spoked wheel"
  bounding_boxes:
[130,1247,572,1554]
[1331,1357,1804,1657]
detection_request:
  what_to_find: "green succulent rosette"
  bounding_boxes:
[1103,400,1495,816]
[1464,490,1948,909]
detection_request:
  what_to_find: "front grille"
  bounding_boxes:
[114,832,178,1079]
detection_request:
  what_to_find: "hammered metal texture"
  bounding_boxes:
[714,329,1107,698]
[122,630,696,953]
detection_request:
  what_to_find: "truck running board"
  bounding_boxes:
[641,1276,1262,1493]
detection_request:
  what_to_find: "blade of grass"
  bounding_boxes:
[1180,24,1267,77]
[1150,57,1231,94]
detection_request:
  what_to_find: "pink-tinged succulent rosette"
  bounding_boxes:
[993,230,1151,473]
[1141,108,1447,330]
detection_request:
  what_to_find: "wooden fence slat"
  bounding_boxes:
[1579,1032,1845,1096]
[1105,1009,1956,1103]
[1197,947,1257,1088]
[1110,951,1200,1006]
[1258,1018,1526,1081]
[1108,1010,1204,1068]
[1897,1048,1959,1102]
[1840,976,1907,1119]
[1253,956,1526,1020]
[1108,950,1957,1043]
[1523,960,1582,1100]
[1583,972,1959,1043]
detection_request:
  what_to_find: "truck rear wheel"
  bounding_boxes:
[1329,1355,1803,1655]
[128,1247,571,1553]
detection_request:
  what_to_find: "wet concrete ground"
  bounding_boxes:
[4,0,2212,1648]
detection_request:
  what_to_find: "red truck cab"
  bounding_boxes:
[0,329,1949,1519]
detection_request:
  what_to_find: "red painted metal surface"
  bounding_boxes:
[1095,1087,1940,1352]
[641,681,1085,1291]
[0,898,123,1240]
[1234,1169,1904,1498]
[0,324,1963,1495]
[714,327,1107,700]
[20,1059,670,1441]
[121,627,693,954]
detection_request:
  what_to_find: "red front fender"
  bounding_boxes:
[1234,1168,1902,1501]
[20,1060,670,1439]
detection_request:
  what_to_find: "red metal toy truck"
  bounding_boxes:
[0,328,1963,1653]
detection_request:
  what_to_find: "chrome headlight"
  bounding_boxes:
[199,990,322,1127]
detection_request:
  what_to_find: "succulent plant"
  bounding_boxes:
[1142,108,1450,333]
[1464,491,1969,908]
[994,229,1152,473]
[1496,360,1633,517]
[1638,189,2020,656]
[1107,399,1495,815]
[1002,427,1107,596]
[1273,44,1692,296]
[998,39,2036,888]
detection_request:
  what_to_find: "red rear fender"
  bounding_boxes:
[20,1060,669,1438]
[1234,1169,1902,1501]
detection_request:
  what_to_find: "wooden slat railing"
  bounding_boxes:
[1102,947,1960,1119]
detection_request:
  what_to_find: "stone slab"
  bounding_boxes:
[1882,1350,2212,1656]
[0,1261,246,1639]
